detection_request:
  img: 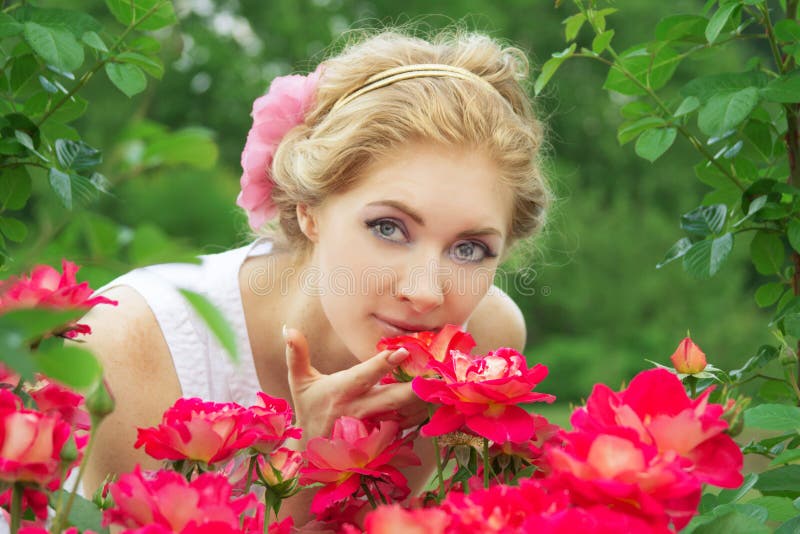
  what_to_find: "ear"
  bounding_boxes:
[296,203,320,242]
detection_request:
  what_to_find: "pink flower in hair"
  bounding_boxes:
[237,67,322,230]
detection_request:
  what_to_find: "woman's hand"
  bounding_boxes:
[283,326,429,444]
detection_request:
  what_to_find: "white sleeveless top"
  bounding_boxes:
[92,238,275,405]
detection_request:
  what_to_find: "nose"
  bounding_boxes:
[396,256,445,314]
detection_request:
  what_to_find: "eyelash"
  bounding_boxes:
[364,217,497,263]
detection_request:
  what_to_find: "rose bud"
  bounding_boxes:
[669,337,707,374]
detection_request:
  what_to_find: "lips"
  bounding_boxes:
[372,314,437,335]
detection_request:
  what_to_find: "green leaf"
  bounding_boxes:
[634,127,677,162]
[0,217,27,243]
[770,449,800,467]
[534,44,576,95]
[179,289,239,364]
[706,3,740,44]
[675,96,700,117]
[761,73,800,104]
[0,166,32,210]
[620,101,655,119]
[750,231,785,275]
[55,139,102,172]
[32,344,102,392]
[755,282,786,308]
[680,204,727,237]
[49,490,104,532]
[0,309,84,341]
[655,14,708,42]
[698,87,760,137]
[718,473,759,504]
[789,220,800,253]
[0,12,23,37]
[105,62,147,98]
[755,465,800,497]
[681,71,768,103]
[23,22,83,72]
[104,0,178,31]
[776,516,800,534]
[141,127,218,169]
[617,117,665,145]
[693,510,770,534]
[81,31,107,52]
[657,237,692,269]
[774,19,800,42]
[603,44,680,96]
[49,168,73,209]
[587,8,616,32]
[15,130,47,161]
[745,120,774,159]
[10,54,39,93]
[15,6,101,37]
[682,233,733,279]
[563,13,586,42]
[592,29,614,54]
[50,95,89,123]
[116,51,164,79]
[746,496,798,522]
[745,404,800,432]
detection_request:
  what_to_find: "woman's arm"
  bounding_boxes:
[71,286,183,497]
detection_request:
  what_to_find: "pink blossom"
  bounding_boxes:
[670,337,707,374]
[0,260,117,337]
[237,67,322,230]
[364,504,451,534]
[26,376,91,431]
[259,447,303,487]
[104,466,258,532]
[135,398,257,465]
[0,389,71,484]
[249,392,302,454]
[413,348,555,443]
[377,324,476,381]
[300,416,420,515]
[572,368,743,488]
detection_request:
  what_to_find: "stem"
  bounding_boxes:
[361,481,378,509]
[432,436,446,501]
[10,483,21,534]
[52,429,97,534]
[759,4,787,75]
[372,479,388,505]
[482,438,490,489]
[243,456,257,495]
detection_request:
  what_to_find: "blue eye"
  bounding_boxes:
[367,218,407,242]
[451,241,493,263]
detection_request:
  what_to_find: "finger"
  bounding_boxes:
[336,348,410,395]
[284,326,319,387]
[354,381,421,417]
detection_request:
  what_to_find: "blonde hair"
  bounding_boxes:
[262,29,550,265]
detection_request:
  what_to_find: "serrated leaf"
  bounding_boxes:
[681,72,768,103]
[770,449,800,467]
[706,3,740,43]
[117,51,164,79]
[49,490,104,532]
[761,73,800,104]
[617,117,665,145]
[750,231,785,275]
[0,166,32,210]
[105,62,147,98]
[534,44,576,95]
[682,233,733,279]
[603,44,680,96]
[734,195,767,227]
[563,13,586,42]
[0,12,23,38]
[745,404,800,432]
[693,510,770,534]
[592,29,614,54]
[675,96,700,117]
[680,204,727,236]
[755,282,786,308]
[746,496,797,523]
[179,289,239,364]
[32,345,102,392]
[81,30,107,52]
[0,217,27,243]
[23,22,83,72]
[49,168,72,209]
[15,130,47,161]
[55,139,102,172]
[655,14,708,42]
[15,6,101,37]
[755,465,800,497]
[698,87,760,137]
[104,0,178,31]
[657,237,692,269]
[635,127,677,162]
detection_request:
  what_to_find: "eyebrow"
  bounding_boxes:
[365,200,504,238]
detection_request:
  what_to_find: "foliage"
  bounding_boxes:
[536,0,800,530]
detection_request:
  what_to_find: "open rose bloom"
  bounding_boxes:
[377,324,476,381]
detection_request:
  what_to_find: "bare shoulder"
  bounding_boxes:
[73,285,182,494]
[467,285,527,354]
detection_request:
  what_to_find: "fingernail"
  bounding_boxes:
[387,348,409,364]
[282,323,289,341]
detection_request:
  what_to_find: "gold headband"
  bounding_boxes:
[330,63,501,112]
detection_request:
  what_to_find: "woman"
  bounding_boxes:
[78,28,550,524]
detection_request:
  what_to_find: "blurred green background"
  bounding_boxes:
[22,0,774,405]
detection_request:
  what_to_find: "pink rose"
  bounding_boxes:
[413,348,555,443]
[249,392,302,454]
[669,337,707,374]
[0,390,71,484]
[237,67,322,230]
[364,504,451,534]
[377,324,476,382]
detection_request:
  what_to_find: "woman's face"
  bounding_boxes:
[303,142,513,361]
